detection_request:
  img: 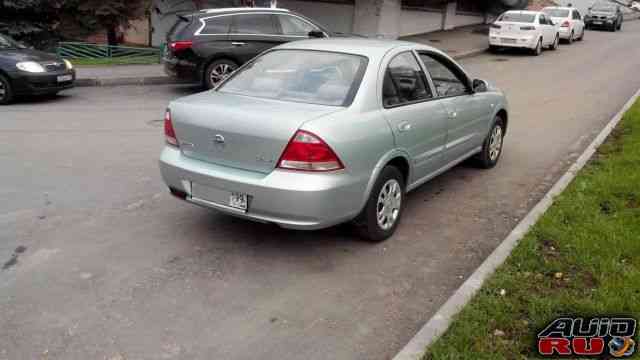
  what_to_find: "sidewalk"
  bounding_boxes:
[74,25,490,87]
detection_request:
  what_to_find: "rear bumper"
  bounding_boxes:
[8,70,75,95]
[558,27,571,39]
[489,36,537,49]
[159,146,366,230]
[163,57,199,82]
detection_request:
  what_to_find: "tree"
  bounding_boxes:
[0,0,67,48]
[72,0,149,45]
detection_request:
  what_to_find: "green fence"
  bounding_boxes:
[57,42,163,64]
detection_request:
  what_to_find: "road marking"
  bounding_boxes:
[392,86,640,360]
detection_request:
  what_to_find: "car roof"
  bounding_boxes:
[274,38,442,59]
[191,7,290,18]
[542,6,574,10]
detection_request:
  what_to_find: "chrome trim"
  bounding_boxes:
[195,12,325,37]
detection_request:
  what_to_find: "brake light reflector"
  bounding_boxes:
[169,40,193,52]
[561,20,570,27]
[164,109,179,147]
[277,130,344,172]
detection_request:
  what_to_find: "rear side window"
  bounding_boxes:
[201,16,231,35]
[167,17,193,40]
[383,52,432,107]
[230,14,278,34]
[498,12,536,23]
[277,15,318,36]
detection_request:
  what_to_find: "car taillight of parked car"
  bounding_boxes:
[277,130,344,172]
[164,109,179,147]
[169,40,193,53]
[561,20,570,27]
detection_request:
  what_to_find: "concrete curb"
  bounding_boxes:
[72,47,488,88]
[392,87,640,360]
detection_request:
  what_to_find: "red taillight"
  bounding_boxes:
[277,130,344,172]
[164,109,179,147]
[169,40,193,52]
[561,20,570,27]
[490,23,501,29]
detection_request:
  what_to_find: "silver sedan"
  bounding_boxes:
[160,39,509,241]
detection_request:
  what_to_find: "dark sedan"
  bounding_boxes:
[163,7,344,89]
[0,34,75,105]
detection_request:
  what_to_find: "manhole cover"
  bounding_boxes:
[147,119,163,127]
[493,58,509,62]
[429,39,441,43]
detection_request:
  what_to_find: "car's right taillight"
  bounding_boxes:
[169,40,193,53]
[561,20,570,27]
[277,130,344,172]
[164,109,179,147]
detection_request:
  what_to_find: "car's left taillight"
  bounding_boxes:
[164,109,179,147]
[277,130,344,172]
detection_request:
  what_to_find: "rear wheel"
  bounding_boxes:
[475,116,505,169]
[532,39,542,56]
[0,74,13,105]
[617,21,622,31]
[204,59,238,89]
[577,28,585,41]
[489,45,501,53]
[567,31,574,44]
[354,166,405,242]
[550,35,559,50]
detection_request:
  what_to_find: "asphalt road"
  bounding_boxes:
[2,24,640,360]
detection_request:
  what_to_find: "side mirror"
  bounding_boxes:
[308,30,326,38]
[472,79,488,93]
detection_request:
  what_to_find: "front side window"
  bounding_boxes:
[419,53,468,97]
[277,15,318,36]
[230,14,277,34]
[201,16,232,35]
[383,52,432,107]
[218,50,367,106]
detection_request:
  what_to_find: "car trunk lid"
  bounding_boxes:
[170,92,343,173]
[495,22,536,37]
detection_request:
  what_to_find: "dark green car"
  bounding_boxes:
[585,3,623,31]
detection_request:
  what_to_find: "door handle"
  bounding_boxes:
[398,122,412,132]
[231,42,246,46]
[449,111,458,118]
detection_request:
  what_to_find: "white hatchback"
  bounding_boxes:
[489,10,560,55]
[543,6,585,43]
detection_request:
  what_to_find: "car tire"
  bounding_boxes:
[567,31,574,44]
[204,59,238,90]
[617,22,622,31]
[475,116,505,169]
[489,45,501,53]
[551,35,560,50]
[577,28,585,41]
[354,166,405,242]
[0,73,14,105]
[532,38,542,56]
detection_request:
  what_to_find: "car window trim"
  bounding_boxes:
[415,50,473,100]
[195,12,325,37]
[381,50,436,110]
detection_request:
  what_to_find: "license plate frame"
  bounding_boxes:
[229,192,248,211]
[593,21,602,25]
[57,75,73,83]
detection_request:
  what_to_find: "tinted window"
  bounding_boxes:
[419,53,468,97]
[498,12,536,23]
[383,52,432,107]
[278,15,318,36]
[574,11,582,19]
[219,50,367,106]
[201,16,231,35]
[231,14,277,34]
[0,34,24,49]
[544,9,570,17]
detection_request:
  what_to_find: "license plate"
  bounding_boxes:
[57,75,72,82]
[229,192,248,211]
[593,21,602,24]
[502,38,516,44]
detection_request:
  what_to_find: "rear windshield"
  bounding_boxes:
[543,9,570,17]
[167,16,193,40]
[592,4,615,11]
[0,34,25,49]
[218,50,368,107]
[498,13,536,23]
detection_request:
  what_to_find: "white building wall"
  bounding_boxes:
[399,10,443,36]
[278,0,355,34]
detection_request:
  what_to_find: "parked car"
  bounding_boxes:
[489,10,560,55]
[159,39,509,241]
[632,1,640,11]
[542,6,585,43]
[585,2,623,31]
[163,7,344,89]
[0,34,75,105]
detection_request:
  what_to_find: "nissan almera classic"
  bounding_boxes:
[160,39,509,242]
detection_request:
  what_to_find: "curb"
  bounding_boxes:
[392,87,640,360]
[72,47,488,88]
[75,76,193,87]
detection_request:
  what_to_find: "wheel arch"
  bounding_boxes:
[496,108,508,135]
[359,150,413,214]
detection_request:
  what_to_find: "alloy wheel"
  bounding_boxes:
[489,125,504,161]
[376,179,402,231]
[209,63,235,87]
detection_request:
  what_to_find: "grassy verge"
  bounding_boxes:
[69,57,160,66]
[424,100,640,359]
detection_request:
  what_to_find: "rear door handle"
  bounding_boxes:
[232,42,246,46]
[398,122,412,132]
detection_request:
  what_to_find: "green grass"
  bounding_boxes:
[68,57,160,66]
[424,100,640,360]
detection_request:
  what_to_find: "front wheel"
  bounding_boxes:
[354,166,405,242]
[204,59,238,89]
[0,73,14,105]
[475,116,505,169]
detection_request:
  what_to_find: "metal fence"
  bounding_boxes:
[57,42,162,60]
